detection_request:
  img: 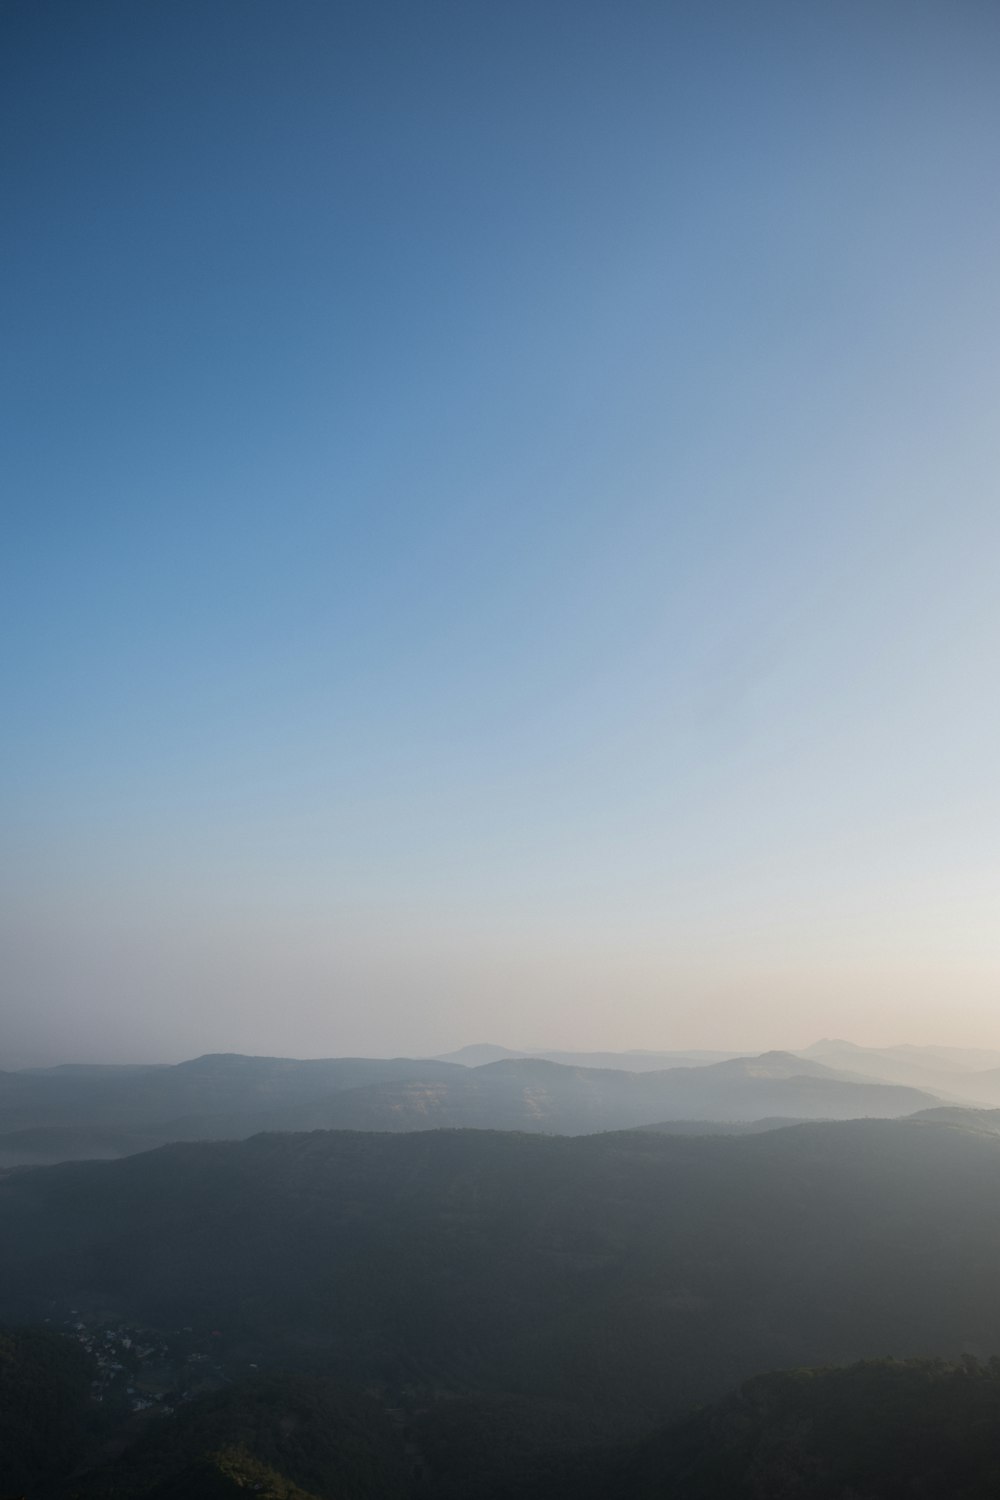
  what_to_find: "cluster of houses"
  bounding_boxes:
[52,1311,227,1413]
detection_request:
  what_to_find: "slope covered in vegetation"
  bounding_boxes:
[4,1118,1000,1420]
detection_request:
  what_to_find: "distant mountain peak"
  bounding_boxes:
[701,1051,844,1082]
[433,1043,529,1066]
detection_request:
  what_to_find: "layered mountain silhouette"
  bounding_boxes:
[0,1049,939,1164]
[801,1039,1000,1105]
[8,1111,1000,1496]
[434,1043,745,1070]
[308,1053,937,1133]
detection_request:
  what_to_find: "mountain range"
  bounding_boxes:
[6,1115,1000,1415]
[8,1067,1000,1495]
[0,1046,951,1167]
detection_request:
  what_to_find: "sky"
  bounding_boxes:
[3,0,1000,1066]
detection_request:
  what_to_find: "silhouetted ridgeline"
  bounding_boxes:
[0,1050,941,1165]
[7,1055,1000,1497]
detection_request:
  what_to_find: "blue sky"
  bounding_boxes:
[3,0,1000,1063]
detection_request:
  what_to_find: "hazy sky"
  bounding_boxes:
[4,0,1000,1066]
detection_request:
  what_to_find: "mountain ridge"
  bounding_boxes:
[0,1049,942,1166]
[5,1115,1000,1418]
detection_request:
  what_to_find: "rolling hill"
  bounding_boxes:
[8,1331,1000,1498]
[0,1050,940,1166]
[4,1116,1000,1421]
[800,1039,1000,1105]
[309,1054,939,1133]
[434,1044,747,1070]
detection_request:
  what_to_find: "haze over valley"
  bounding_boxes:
[5,1038,1000,1169]
[6,0,1000,1494]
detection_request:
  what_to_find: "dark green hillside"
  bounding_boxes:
[0,1327,95,1493]
[409,1358,1000,1500]
[615,1357,1000,1499]
[0,1341,408,1500]
[74,1375,409,1500]
[136,1453,319,1499]
[410,1392,633,1500]
[5,1120,1000,1417]
[10,1331,1000,1498]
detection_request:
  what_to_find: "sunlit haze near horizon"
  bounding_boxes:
[3,0,1000,1067]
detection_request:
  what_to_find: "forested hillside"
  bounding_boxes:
[73,1375,410,1500]
[611,1357,1000,1500]
[4,1117,1000,1420]
[0,1326,95,1494]
[8,1335,1000,1499]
